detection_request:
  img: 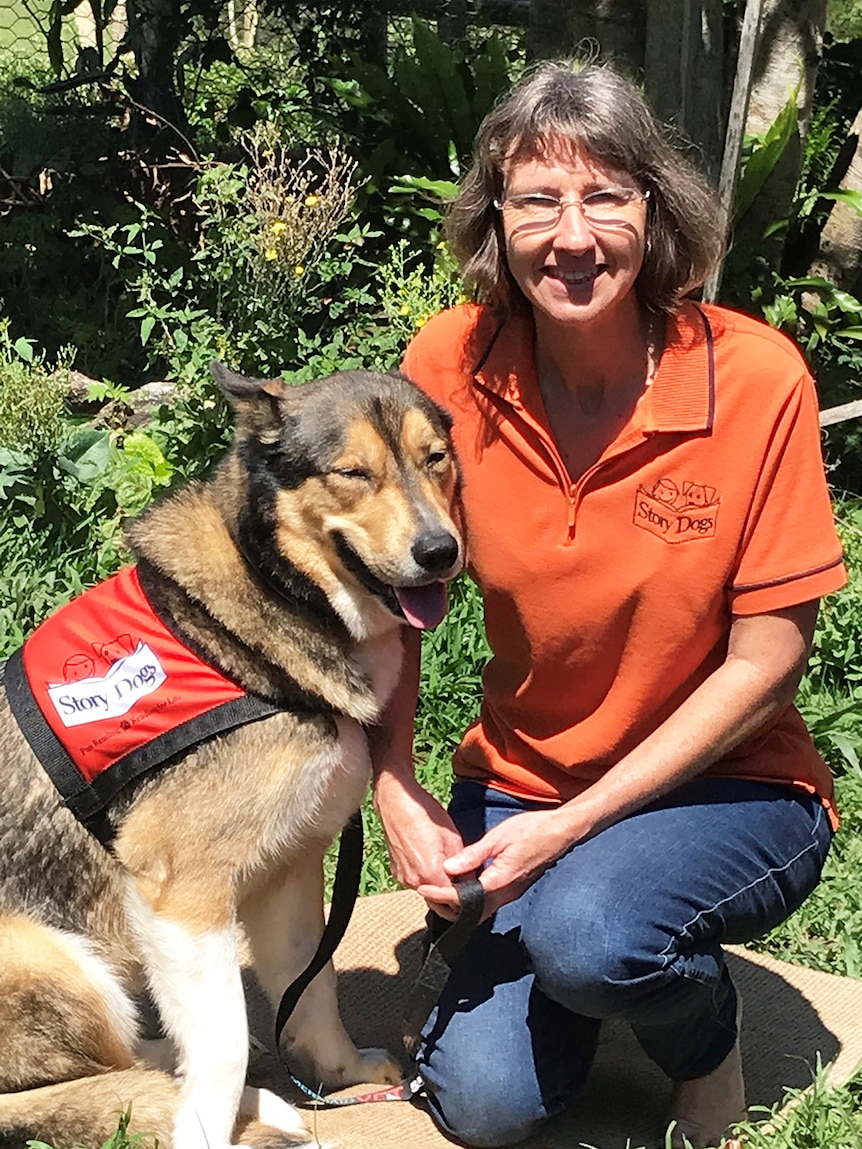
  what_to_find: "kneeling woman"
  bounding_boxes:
[371,60,845,1149]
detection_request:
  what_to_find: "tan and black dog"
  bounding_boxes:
[0,365,462,1149]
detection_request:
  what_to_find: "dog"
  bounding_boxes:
[0,365,462,1149]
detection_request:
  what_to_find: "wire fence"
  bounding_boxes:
[0,2,74,72]
[0,2,269,78]
[1,5,41,66]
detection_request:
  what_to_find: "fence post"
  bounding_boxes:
[703,0,765,302]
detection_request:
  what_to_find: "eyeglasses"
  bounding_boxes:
[493,187,650,229]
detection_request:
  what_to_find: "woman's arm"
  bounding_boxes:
[369,627,467,918]
[421,599,820,919]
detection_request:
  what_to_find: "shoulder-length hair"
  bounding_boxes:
[445,60,725,316]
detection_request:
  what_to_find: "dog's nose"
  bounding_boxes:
[412,530,459,575]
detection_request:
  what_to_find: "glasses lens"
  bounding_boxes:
[506,195,561,226]
[581,188,640,224]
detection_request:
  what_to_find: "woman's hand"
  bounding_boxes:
[418,806,584,920]
[374,770,467,919]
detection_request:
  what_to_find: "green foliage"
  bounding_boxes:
[71,129,397,381]
[329,17,518,254]
[759,498,862,977]
[720,34,862,499]
[337,17,514,179]
[735,1059,862,1148]
[0,337,181,656]
[734,92,799,225]
[828,0,862,42]
[0,324,69,455]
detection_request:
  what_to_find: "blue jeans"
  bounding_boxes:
[417,777,832,1147]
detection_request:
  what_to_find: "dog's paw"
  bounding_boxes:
[357,1046,403,1085]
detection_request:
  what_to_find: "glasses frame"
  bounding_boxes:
[493,187,650,229]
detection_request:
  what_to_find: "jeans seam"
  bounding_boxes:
[656,801,826,969]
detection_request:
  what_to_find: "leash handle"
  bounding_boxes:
[401,876,484,1057]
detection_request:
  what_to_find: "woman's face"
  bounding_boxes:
[499,142,648,334]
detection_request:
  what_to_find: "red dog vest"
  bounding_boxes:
[5,566,279,838]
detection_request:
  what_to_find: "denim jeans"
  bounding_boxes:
[417,777,833,1147]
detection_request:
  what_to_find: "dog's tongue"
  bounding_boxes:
[395,582,449,629]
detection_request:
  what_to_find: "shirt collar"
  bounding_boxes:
[473,302,715,433]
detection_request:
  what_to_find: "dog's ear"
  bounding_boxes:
[210,361,295,442]
[210,361,288,402]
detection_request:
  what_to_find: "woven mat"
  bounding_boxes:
[248,889,862,1149]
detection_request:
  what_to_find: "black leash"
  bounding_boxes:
[274,810,365,1044]
[274,820,484,1108]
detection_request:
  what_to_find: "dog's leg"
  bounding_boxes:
[0,914,138,1093]
[0,1066,177,1149]
[123,874,252,1149]
[240,848,402,1090]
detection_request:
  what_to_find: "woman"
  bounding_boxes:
[370,61,845,1149]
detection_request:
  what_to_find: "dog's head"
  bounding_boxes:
[211,363,463,639]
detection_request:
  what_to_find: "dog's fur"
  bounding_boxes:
[0,366,462,1149]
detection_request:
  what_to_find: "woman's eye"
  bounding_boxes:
[585,189,630,207]
[515,194,558,210]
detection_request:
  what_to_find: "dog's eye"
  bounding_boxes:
[426,450,449,468]
[332,467,372,481]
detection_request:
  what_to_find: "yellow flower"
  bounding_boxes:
[398,304,410,316]
[264,248,278,261]
[416,316,428,329]
[436,240,448,250]
[304,194,320,207]
[270,220,287,235]
[294,264,305,276]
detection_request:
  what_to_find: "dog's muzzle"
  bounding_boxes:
[334,531,461,630]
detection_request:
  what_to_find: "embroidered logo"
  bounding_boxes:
[47,641,167,728]
[634,477,719,543]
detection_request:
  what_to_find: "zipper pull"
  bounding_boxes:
[567,488,576,536]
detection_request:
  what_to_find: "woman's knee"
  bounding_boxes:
[422,1070,548,1147]
[521,873,670,1017]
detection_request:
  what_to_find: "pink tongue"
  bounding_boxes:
[395,583,449,629]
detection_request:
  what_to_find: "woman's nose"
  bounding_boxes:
[552,201,595,250]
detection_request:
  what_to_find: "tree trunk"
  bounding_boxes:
[809,100,862,292]
[735,0,828,264]
[527,0,646,67]
[644,0,725,181]
[125,0,187,130]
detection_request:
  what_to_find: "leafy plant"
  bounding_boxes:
[734,92,799,226]
[0,336,178,656]
[72,126,379,380]
[335,17,515,180]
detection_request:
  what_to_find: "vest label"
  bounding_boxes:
[47,642,167,727]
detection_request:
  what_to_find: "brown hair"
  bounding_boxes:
[445,60,725,316]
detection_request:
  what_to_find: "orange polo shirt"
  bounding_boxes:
[403,302,846,826]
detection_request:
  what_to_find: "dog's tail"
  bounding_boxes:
[0,1065,177,1149]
